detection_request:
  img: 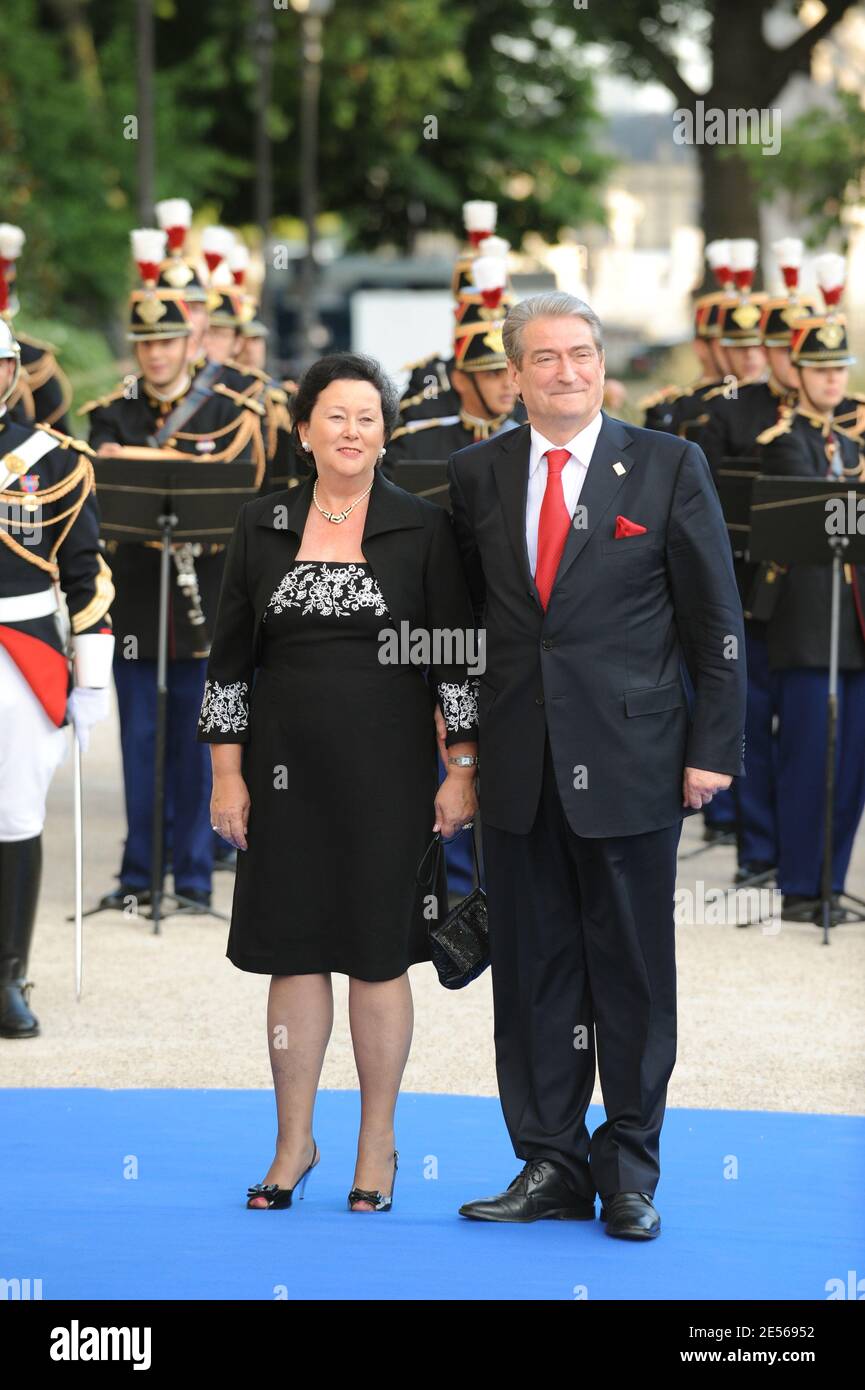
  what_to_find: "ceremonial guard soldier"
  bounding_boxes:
[154,198,211,358]
[223,243,299,494]
[0,223,74,432]
[384,261,520,476]
[80,242,265,912]
[685,240,769,455]
[0,321,114,1036]
[756,258,865,923]
[697,240,818,481]
[694,241,821,879]
[398,202,527,430]
[640,291,725,434]
[398,201,500,425]
[641,240,744,442]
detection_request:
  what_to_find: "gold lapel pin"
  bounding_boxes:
[613,461,627,476]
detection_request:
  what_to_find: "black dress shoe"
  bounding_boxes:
[702,824,734,844]
[173,889,212,914]
[781,893,819,922]
[809,895,849,926]
[600,1191,660,1239]
[97,886,151,912]
[459,1159,595,1223]
[734,860,775,884]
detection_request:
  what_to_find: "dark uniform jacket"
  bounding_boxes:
[382,410,520,486]
[697,378,795,614]
[757,410,865,670]
[8,334,74,434]
[0,415,113,721]
[642,378,717,436]
[81,376,264,661]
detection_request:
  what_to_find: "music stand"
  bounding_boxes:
[749,476,865,944]
[714,458,761,559]
[85,457,259,932]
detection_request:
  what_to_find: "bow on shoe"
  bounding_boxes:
[348,1186,387,1208]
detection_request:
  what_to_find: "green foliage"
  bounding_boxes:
[739,91,865,247]
[1,0,608,327]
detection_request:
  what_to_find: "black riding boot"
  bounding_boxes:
[0,835,42,1038]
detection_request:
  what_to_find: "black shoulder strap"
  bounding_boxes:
[147,360,223,447]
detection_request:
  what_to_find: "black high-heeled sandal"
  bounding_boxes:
[348,1149,398,1212]
[246,1139,319,1209]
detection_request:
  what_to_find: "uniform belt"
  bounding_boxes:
[0,589,59,621]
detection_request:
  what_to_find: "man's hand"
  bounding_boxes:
[97,442,123,457]
[683,767,732,811]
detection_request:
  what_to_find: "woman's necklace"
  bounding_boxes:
[313,475,374,524]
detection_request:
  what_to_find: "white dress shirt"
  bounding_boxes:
[525,411,604,576]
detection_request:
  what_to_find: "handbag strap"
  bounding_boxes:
[416,827,482,889]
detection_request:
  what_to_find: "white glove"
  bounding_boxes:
[67,686,111,753]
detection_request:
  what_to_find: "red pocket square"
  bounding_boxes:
[614,515,648,539]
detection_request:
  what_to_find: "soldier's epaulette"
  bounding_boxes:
[14,330,59,355]
[34,423,94,455]
[701,383,734,403]
[225,358,263,379]
[389,415,457,443]
[638,384,683,410]
[213,382,266,415]
[77,382,130,415]
[400,350,437,374]
[756,415,794,446]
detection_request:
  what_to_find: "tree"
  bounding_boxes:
[740,91,865,247]
[575,0,858,249]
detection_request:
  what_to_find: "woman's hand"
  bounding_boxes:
[433,770,478,840]
[211,772,251,850]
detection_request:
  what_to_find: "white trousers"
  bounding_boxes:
[0,643,68,840]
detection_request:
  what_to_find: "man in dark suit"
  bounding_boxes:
[446,292,747,1239]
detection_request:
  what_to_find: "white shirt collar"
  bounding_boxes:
[528,409,604,475]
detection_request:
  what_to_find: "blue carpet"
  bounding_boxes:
[1,1090,862,1300]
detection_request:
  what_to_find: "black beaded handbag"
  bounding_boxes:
[415,828,490,990]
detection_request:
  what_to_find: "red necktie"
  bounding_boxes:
[534,448,572,610]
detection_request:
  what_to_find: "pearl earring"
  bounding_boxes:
[301,441,311,452]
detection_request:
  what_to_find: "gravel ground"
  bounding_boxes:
[3,692,863,1117]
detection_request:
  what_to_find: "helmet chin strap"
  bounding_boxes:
[0,356,21,410]
[469,371,497,420]
[797,373,823,418]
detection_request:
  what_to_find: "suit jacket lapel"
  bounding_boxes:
[551,413,635,591]
[491,423,538,605]
[489,413,637,606]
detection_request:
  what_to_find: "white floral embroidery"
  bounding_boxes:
[266,562,389,619]
[199,678,249,734]
[437,677,479,734]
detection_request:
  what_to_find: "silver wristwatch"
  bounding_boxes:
[448,755,478,767]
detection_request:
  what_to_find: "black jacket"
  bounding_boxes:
[447,413,747,838]
[196,468,478,745]
[757,411,865,670]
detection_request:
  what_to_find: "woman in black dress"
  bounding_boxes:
[197,353,479,1211]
